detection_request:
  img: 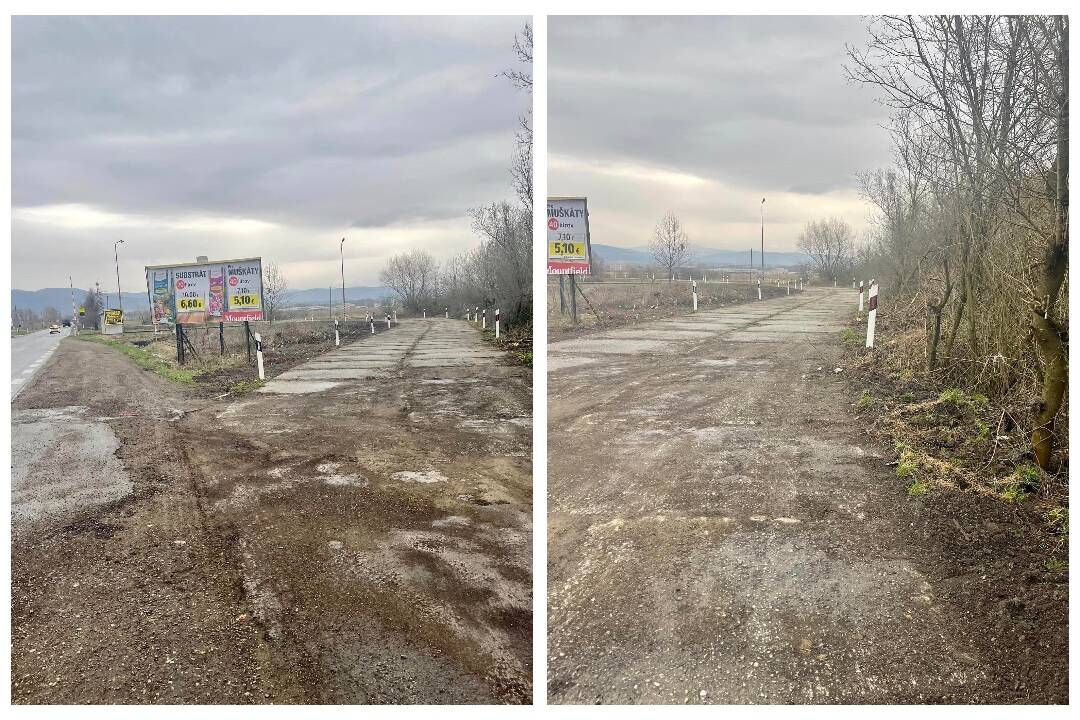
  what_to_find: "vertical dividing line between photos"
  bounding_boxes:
[531,13,548,706]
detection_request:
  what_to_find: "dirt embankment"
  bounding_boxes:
[11,339,275,704]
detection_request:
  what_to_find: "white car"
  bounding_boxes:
[48,324,60,334]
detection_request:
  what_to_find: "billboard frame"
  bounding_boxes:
[144,256,266,325]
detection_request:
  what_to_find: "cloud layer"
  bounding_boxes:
[549,15,892,254]
[13,16,528,290]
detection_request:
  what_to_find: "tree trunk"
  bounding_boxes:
[1031,31,1069,468]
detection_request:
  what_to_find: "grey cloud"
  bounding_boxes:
[12,14,528,282]
[549,15,892,198]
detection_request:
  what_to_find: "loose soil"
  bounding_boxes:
[547,287,1067,704]
[12,320,532,704]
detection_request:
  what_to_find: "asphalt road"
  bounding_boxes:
[11,326,68,400]
[547,286,1065,704]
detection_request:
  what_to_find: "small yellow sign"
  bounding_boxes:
[229,293,261,309]
[549,241,587,260]
[178,296,205,311]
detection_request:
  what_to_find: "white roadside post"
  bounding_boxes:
[370,318,375,334]
[474,306,479,324]
[482,308,487,330]
[254,332,265,380]
[866,281,879,348]
[335,319,340,347]
[692,280,698,311]
[852,277,856,289]
[386,313,391,329]
[495,308,501,339]
[858,280,865,312]
[445,307,449,319]
[757,278,762,301]
[786,279,790,295]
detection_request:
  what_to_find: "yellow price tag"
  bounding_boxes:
[230,293,261,309]
[549,241,586,258]
[178,297,205,311]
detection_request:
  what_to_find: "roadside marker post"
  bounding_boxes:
[445,307,449,319]
[370,319,375,334]
[386,313,391,329]
[692,281,698,311]
[866,281,879,348]
[786,280,790,295]
[852,277,856,289]
[757,278,762,301]
[495,308,501,339]
[858,281,865,312]
[254,332,265,380]
[474,306,479,324]
[423,308,427,318]
[335,320,340,347]
[482,308,487,330]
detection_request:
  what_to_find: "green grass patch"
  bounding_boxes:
[938,387,966,405]
[74,334,201,385]
[228,379,265,395]
[1000,483,1029,503]
[514,350,533,367]
[907,477,931,496]
[1045,506,1069,535]
[1045,557,1067,572]
[840,327,860,347]
[857,390,876,408]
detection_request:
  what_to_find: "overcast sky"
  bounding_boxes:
[12,15,529,292]
[549,15,892,255]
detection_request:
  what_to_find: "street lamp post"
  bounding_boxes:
[114,239,125,313]
[340,238,347,322]
[760,198,765,282]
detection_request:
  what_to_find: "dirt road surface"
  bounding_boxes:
[547,287,1067,704]
[12,317,532,704]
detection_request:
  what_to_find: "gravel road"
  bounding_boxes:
[547,287,1067,704]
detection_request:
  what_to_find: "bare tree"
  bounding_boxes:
[797,218,856,283]
[504,23,533,213]
[263,261,288,327]
[380,249,439,314]
[650,211,692,280]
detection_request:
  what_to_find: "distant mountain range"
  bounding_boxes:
[11,285,395,316]
[591,243,808,268]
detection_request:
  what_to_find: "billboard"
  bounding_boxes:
[145,257,264,324]
[547,197,591,274]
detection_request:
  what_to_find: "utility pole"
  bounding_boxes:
[69,276,78,335]
[760,198,765,282]
[113,239,125,313]
[340,238,347,322]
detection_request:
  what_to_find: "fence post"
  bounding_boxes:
[219,322,225,355]
[570,274,578,323]
[254,332,265,379]
[244,320,251,361]
[866,281,879,348]
[176,322,184,364]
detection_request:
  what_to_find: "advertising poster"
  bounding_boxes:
[145,257,264,324]
[224,260,264,321]
[547,197,591,274]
